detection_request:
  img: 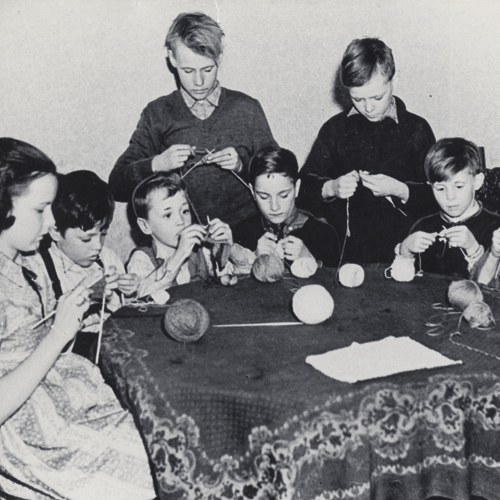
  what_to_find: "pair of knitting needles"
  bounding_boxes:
[31,271,107,364]
[181,147,252,193]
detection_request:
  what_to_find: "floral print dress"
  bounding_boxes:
[0,252,155,500]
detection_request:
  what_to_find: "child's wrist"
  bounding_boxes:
[465,242,480,258]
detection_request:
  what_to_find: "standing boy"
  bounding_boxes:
[392,138,500,278]
[298,38,436,263]
[110,12,277,227]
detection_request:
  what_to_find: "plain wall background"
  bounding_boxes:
[1,0,500,260]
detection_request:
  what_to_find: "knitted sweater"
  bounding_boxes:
[110,88,277,227]
[409,207,500,278]
[233,212,340,267]
[297,97,436,264]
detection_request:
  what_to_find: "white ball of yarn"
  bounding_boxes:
[291,257,318,278]
[389,254,415,282]
[338,263,365,288]
[292,285,334,325]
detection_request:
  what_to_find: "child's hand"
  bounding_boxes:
[117,273,139,296]
[440,226,479,255]
[175,224,206,261]
[153,144,193,172]
[491,228,500,258]
[281,236,314,262]
[324,170,359,199]
[400,231,437,258]
[206,218,233,245]
[359,172,409,201]
[206,147,242,172]
[256,232,279,256]
[51,284,91,345]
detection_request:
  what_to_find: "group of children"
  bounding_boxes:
[2,10,500,500]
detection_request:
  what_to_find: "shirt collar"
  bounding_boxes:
[347,96,399,124]
[180,80,221,109]
[152,238,176,262]
[440,200,481,224]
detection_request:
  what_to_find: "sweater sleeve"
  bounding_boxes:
[396,118,437,217]
[109,108,160,202]
[297,121,341,216]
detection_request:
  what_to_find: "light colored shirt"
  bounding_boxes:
[48,243,125,332]
[180,80,221,120]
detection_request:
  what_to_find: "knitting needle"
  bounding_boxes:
[213,321,302,328]
[31,310,56,329]
[94,278,107,364]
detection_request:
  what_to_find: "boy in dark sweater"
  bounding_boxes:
[392,138,500,279]
[110,13,276,227]
[297,38,436,264]
[233,147,340,268]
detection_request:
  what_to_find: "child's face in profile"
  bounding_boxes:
[254,173,298,225]
[432,169,484,219]
[0,174,57,260]
[52,224,108,268]
[348,69,393,123]
[140,189,192,249]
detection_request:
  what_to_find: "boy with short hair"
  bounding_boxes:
[110,12,277,227]
[298,37,436,264]
[233,146,340,267]
[392,138,500,278]
[127,172,233,299]
[42,170,138,359]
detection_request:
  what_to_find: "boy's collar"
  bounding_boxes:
[152,238,176,261]
[440,200,481,224]
[261,209,309,239]
[181,80,221,109]
[347,96,398,124]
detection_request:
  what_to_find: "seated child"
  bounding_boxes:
[127,172,233,298]
[42,170,138,359]
[391,138,500,279]
[233,146,340,267]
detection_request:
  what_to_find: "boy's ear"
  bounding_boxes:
[295,179,302,198]
[167,49,177,68]
[136,217,151,235]
[474,172,485,191]
[48,225,63,242]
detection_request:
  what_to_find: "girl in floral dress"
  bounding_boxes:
[0,138,155,500]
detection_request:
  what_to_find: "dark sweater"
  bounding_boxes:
[409,206,500,278]
[233,212,340,267]
[110,88,277,227]
[297,97,436,264]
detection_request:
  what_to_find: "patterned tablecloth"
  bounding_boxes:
[101,265,500,500]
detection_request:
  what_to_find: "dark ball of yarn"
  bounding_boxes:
[252,253,285,283]
[163,299,210,343]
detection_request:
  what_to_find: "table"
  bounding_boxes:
[101,265,500,500]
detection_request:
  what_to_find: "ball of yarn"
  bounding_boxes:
[338,263,365,288]
[448,280,483,311]
[463,301,494,328]
[292,285,334,324]
[163,299,210,343]
[388,254,415,282]
[220,274,238,286]
[291,257,318,278]
[252,253,285,283]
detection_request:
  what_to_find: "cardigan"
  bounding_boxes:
[110,87,277,227]
[297,96,436,264]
